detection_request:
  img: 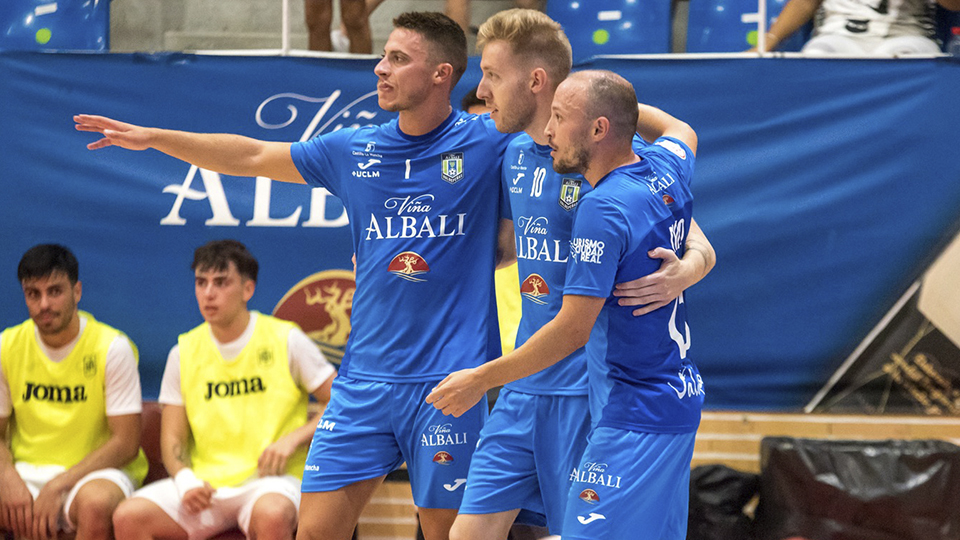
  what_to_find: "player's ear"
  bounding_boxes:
[593,117,610,140]
[530,67,549,94]
[435,63,454,84]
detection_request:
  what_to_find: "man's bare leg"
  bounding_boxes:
[448,510,519,540]
[295,476,383,540]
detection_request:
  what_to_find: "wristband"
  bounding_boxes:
[174,468,204,499]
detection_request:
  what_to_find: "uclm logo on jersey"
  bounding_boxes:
[388,251,430,282]
[520,274,550,305]
[272,270,355,365]
[433,451,454,465]
[579,489,600,504]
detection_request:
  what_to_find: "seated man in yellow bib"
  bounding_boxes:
[0,243,148,540]
[113,240,335,540]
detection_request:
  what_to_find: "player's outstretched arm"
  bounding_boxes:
[613,218,716,316]
[427,294,604,417]
[74,114,306,185]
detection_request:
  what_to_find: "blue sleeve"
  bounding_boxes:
[636,136,695,187]
[290,128,354,198]
[563,197,631,299]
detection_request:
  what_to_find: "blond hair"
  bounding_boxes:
[477,9,572,88]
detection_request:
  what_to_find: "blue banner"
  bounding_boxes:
[2,52,959,408]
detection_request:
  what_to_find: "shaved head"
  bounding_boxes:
[567,70,639,143]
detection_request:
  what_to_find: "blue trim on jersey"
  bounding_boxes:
[290,112,513,382]
[502,134,589,396]
[564,136,704,434]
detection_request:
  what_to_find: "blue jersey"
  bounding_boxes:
[291,111,512,382]
[503,134,590,396]
[564,136,703,434]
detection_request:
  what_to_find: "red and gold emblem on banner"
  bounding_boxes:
[387,251,430,282]
[520,273,550,305]
[273,270,355,365]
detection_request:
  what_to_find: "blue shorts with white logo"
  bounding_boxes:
[301,375,487,509]
[561,427,696,540]
[458,389,590,534]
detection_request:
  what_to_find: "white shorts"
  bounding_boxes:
[803,34,941,56]
[130,475,301,540]
[15,462,136,532]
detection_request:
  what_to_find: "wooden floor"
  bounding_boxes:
[355,411,960,539]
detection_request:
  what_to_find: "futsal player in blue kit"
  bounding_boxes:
[76,13,514,540]
[430,9,715,540]
[429,69,704,540]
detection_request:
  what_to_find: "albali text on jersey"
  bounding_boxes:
[291,111,513,382]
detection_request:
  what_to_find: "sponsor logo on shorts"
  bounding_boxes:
[388,251,430,282]
[305,464,320,471]
[571,463,623,489]
[520,274,550,305]
[422,423,469,446]
[578,489,600,504]
[318,420,336,431]
[443,478,467,491]
[577,512,606,525]
[433,451,454,465]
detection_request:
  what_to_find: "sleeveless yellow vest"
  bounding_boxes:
[179,313,308,488]
[0,312,148,485]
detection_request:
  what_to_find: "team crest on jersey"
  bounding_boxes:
[82,355,97,378]
[520,274,550,305]
[388,251,430,282]
[433,451,454,465]
[559,178,582,211]
[272,269,355,365]
[579,489,600,504]
[441,152,464,184]
[258,348,274,367]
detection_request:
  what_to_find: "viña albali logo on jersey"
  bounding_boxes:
[516,216,567,263]
[365,194,467,241]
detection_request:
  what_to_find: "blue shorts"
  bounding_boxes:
[561,427,696,540]
[301,376,487,509]
[458,389,590,534]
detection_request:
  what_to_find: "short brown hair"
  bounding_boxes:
[192,240,258,282]
[394,12,468,88]
[477,9,572,89]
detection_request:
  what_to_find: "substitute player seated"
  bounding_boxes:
[112,240,335,540]
[0,244,148,540]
